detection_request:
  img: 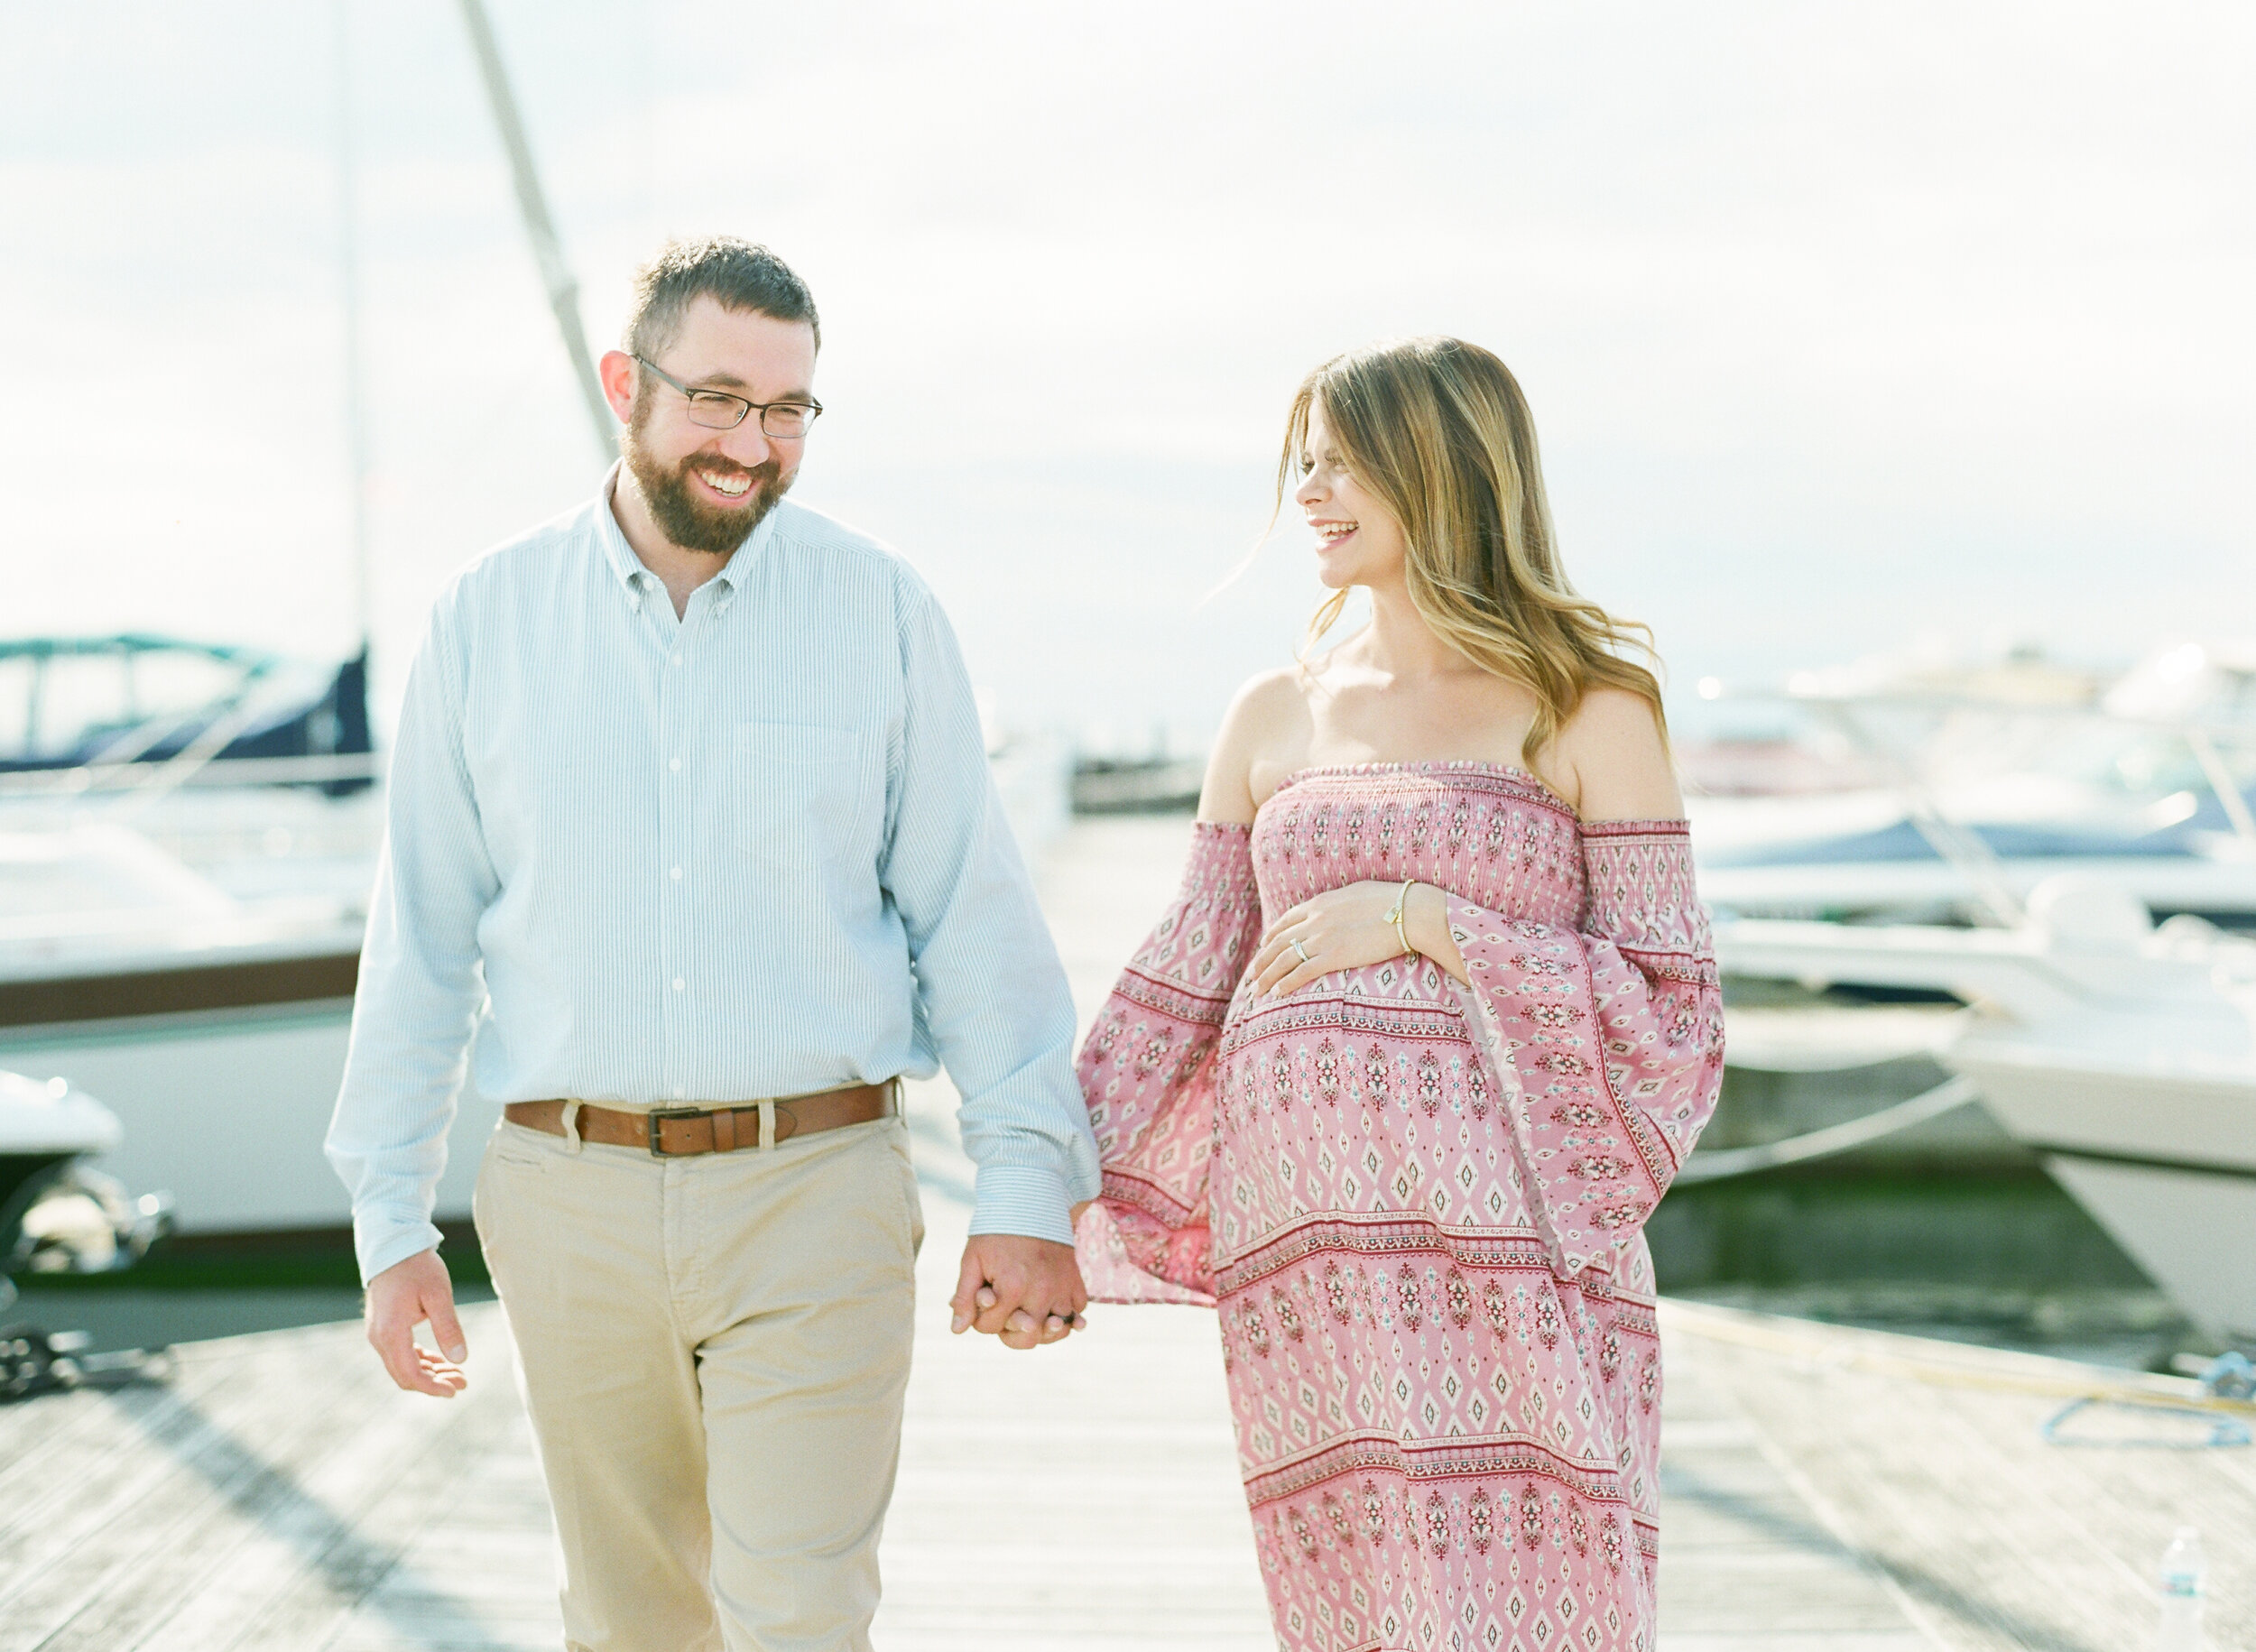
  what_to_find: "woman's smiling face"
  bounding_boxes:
[1295,400,1406,590]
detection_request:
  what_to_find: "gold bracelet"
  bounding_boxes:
[1384,879,1418,961]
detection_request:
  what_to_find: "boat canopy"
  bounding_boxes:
[0,635,371,789]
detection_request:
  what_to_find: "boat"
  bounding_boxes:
[0,635,374,795]
[1069,753,1206,815]
[1,1071,172,1278]
[1,1068,174,1395]
[0,640,400,1243]
[1694,790,2256,930]
[1686,640,2256,930]
[0,0,560,1247]
[1715,876,2256,1347]
[0,822,512,1239]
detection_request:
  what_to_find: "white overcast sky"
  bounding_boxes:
[2,1,2251,742]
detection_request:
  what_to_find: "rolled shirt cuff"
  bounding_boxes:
[355,1210,447,1287]
[967,1161,1092,1247]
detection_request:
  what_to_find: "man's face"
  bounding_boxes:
[615,296,819,555]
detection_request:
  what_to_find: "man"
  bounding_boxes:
[326,236,1099,1651]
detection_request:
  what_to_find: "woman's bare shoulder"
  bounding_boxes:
[1555,686,1683,822]
[1198,667,1310,825]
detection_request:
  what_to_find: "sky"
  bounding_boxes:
[2,1,2251,747]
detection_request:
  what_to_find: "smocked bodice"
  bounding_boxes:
[1249,761,1586,928]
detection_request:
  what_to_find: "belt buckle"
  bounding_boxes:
[646,1107,708,1157]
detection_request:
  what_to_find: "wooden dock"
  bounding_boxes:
[5,1181,2251,1650]
[1661,1298,2256,1651]
[3,817,2250,1649]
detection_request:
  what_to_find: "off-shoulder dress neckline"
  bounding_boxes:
[1253,758,1578,821]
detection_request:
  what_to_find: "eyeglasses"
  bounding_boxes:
[633,355,823,438]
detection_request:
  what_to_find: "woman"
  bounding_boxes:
[1074,337,1724,1652]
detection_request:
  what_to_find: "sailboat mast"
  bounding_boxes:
[335,0,372,660]
[457,0,615,463]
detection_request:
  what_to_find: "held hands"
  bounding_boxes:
[365,1247,469,1398]
[1249,880,1466,999]
[950,1233,1089,1351]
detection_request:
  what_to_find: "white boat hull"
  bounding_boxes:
[1949,1047,2256,1343]
[1952,1047,2256,1175]
[1702,856,2256,928]
[0,1003,501,1237]
[2041,1154,2256,1345]
[1717,914,2256,1344]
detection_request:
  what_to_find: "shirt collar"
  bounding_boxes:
[596,460,782,612]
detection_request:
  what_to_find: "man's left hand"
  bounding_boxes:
[950,1234,1088,1351]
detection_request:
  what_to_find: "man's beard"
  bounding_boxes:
[622,407,794,556]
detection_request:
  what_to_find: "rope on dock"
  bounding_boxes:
[1674,1075,1984,1183]
[2039,1396,2251,1449]
[1659,1297,2256,1424]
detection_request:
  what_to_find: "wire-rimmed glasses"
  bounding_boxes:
[634,355,823,438]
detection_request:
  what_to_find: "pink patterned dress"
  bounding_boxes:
[1075,764,1724,1652]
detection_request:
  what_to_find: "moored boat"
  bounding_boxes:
[1717,879,2256,1345]
[0,823,498,1239]
[1687,639,2256,929]
[1,1068,175,1394]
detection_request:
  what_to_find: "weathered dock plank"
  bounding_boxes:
[0,1332,375,1650]
[0,1315,531,1652]
[1649,1331,1932,1649]
[196,1352,529,1652]
[870,1191,1273,1651]
[1663,1300,2256,1652]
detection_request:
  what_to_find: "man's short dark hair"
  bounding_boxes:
[623,236,820,359]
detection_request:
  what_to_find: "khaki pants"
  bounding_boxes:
[474,1112,924,1652]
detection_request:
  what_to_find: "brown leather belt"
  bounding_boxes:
[504,1080,898,1158]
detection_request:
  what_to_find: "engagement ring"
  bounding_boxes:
[1291,938,1313,964]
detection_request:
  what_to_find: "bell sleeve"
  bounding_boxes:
[1446,817,1725,1279]
[1072,822,1263,1305]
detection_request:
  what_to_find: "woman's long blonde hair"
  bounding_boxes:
[1278,336,1665,759]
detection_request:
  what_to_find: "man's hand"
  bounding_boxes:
[949,1234,1088,1351]
[365,1247,469,1397]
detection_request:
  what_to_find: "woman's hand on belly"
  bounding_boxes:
[1251,879,1467,998]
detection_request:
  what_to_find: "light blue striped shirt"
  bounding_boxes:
[327,467,1101,1282]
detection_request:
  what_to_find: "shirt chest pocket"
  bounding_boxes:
[731,722,882,867]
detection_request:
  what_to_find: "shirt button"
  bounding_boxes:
[671,977,686,992]
[672,1084,687,1099]
[670,866,683,881]
[670,652,682,666]
[669,757,682,773]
